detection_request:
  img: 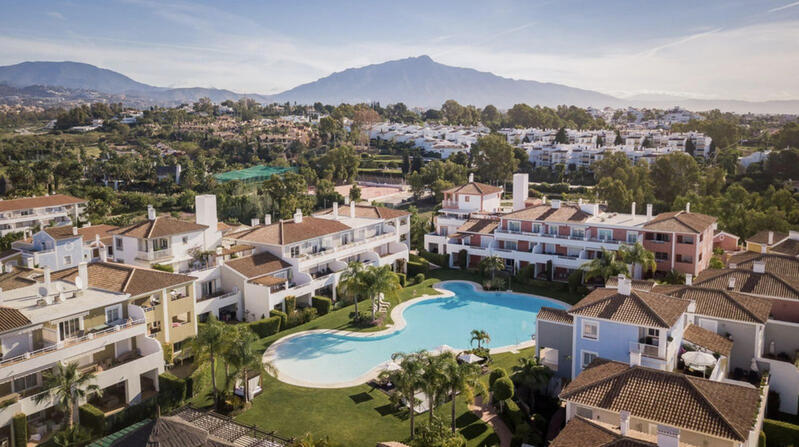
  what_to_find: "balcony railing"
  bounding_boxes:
[295,232,395,260]
[197,289,238,302]
[629,341,663,359]
[0,319,145,368]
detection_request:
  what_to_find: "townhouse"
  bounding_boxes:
[744,230,799,257]
[555,359,766,447]
[11,224,118,271]
[0,264,171,444]
[0,194,86,237]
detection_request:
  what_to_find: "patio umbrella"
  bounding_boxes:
[431,345,457,355]
[382,361,401,372]
[458,353,484,364]
[682,351,716,368]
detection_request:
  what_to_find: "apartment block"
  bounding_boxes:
[11,224,118,271]
[0,194,86,237]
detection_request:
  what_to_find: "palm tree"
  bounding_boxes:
[34,362,101,430]
[441,353,484,433]
[580,248,629,282]
[479,256,505,280]
[226,326,276,405]
[619,242,656,279]
[291,433,333,447]
[470,329,491,350]
[511,356,552,409]
[191,315,226,409]
[381,351,425,439]
[420,353,447,424]
[338,261,368,316]
[364,265,402,320]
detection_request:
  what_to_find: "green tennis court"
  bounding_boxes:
[213,165,294,183]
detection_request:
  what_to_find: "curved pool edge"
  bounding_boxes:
[263,280,570,389]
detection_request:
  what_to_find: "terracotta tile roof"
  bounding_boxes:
[223,252,291,279]
[652,285,771,324]
[550,417,655,447]
[727,252,799,280]
[226,216,350,245]
[605,277,656,292]
[560,359,761,442]
[220,244,253,256]
[569,288,690,328]
[0,306,31,333]
[502,204,590,223]
[51,262,195,297]
[537,306,573,324]
[746,230,788,245]
[0,194,86,213]
[772,239,799,257]
[694,268,799,301]
[115,216,208,239]
[683,324,733,357]
[643,211,716,234]
[44,224,119,243]
[315,204,410,220]
[457,219,499,235]
[442,182,502,195]
[0,266,42,291]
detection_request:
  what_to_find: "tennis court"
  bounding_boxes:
[213,165,294,183]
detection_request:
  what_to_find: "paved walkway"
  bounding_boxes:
[468,396,512,447]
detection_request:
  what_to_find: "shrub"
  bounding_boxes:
[492,377,514,410]
[79,403,106,436]
[457,249,468,269]
[758,431,766,447]
[105,397,157,434]
[158,372,186,411]
[249,316,281,337]
[301,307,318,323]
[284,296,296,313]
[409,416,467,447]
[162,343,173,364]
[312,296,332,315]
[396,272,406,287]
[502,399,523,432]
[763,419,799,447]
[151,263,174,272]
[414,273,425,284]
[489,368,508,388]
[419,250,447,267]
[269,310,288,329]
[568,270,584,294]
[767,390,781,419]
[515,264,535,285]
[407,261,428,276]
[12,413,26,447]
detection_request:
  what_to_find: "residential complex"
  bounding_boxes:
[0,194,86,237]
[11,224,118,271]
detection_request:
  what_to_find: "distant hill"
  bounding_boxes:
[0,58,797,113]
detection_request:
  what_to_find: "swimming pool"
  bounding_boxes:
[265,281,569,387]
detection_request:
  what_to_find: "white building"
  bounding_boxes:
[0,195,86,237]
[12,224,118,271]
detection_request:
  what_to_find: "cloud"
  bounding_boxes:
[769,1,799,12]
[45,11,64,20]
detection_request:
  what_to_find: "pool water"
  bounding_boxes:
[268,281,568,386]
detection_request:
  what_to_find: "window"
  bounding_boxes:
[464,195,470,202]
[58,317,81,340]
[646,233,670,242]
[572,227,585,239]
[548,225,559,235]
[676,254,692,263]
[532,223,541,233]
[201,280,216,297]
[105,305,122,324]
[13,373,37,392]
[63,255,72,265]
[504,241,517,251]
[582,321,599,340]
[290,246,301,257]
[655,252,668,261]
[581,350,598,368]
[626,232,638,243]
[508,221,521,232]
[182,236,189,244]
[678,235,694,244]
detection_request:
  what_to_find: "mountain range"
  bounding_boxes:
[0,57,797,114]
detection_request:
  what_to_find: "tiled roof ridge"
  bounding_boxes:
[629,291,672,328]
[663,285,767,324]
[683,376,749,441]
[559,360,632,398]
[145,217,157,239]
[705,268,799,294]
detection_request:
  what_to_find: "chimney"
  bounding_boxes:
[631,202,636,217]
[728,276,736,290]
[761,245,767,254]
[685,202,691,213]
[147,205,156,221]
[646,204,653,219]
[468,173,474,183]
[619,411,630,436]
[685,273,692,286]
[294,208,303,224]
[43,267,51,285]
[72,226,78,236]
[768,231,774,245]
[629,351,642,366]
[99,247,108,262]
[617,274,632,296]
[263,214,271,225]
[250,218,260,227]
[542,195,547,205]
[332,202,339,217]
[578,198,583,205]
[656,425,680,447]
[753,260,766,274]
[512,173,529,211]
[350,201,356,218]
[78,262,88,290]
[551,199,561,209]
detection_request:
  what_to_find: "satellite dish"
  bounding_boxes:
[75,276,83,290]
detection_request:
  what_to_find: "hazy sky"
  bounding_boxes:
[1,0,798,100]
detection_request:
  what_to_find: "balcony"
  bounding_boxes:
[630,341,664,359]
[136,247,174,262]
[295,232,396,265]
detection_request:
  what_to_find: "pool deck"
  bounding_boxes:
[262,280,570,389]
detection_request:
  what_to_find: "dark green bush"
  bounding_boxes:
[151,263,174,272]
[79,403,106,436]
[759,431,766,447]
[396,272,406,287]
[12,413,26,447]
[284,296,296,313]
[763,419,799,447]
[301,307,317,323]
[502,399,523,432]
[158,372,186,411]
[457,249,468,269]
[407,260,428,276]
[106,397,157,434]
[489,368,508,388]
[414,273,425,284]
[269,310,288,329]
[249,316,281,337]
[419,250,447,267]
[312,296,332,315]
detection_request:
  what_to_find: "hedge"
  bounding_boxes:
[407,261,428,276]
[312,296,332,315]
[158,372,187,411]
[396,272,406,287]
[763,419,799,447]
[759,431,766,447]
[79,403,106,436]
[284,296,296,313]
[419,250,447,267]
[489,368,508,388]
[413,273,425,285]
[12,413,26,447]
[502,399,524,432]
[249,316,281,337]
[269,310,288,329]
[106,397,157,434]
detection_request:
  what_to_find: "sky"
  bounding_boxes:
[1,0,798,101]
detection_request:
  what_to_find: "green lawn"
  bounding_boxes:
[188,270,584,445]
